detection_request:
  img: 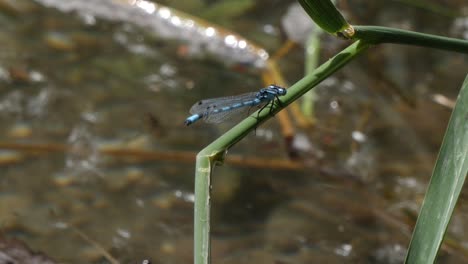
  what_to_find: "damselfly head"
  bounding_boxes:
[267,84,287,96]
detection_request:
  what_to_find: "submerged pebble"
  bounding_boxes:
[160,241,176,254]
[0,150,23,165]
[151,192,177,209]
[105,168,145,191]
[44,31,75,51]
[8,66,31,83]
[7,122,32,138]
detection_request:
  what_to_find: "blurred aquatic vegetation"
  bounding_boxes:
[389,0,461,18]
[281,3,320,123]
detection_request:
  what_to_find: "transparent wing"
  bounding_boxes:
[203,103,264,123]
[188,92,267,123]
[189,92,258,114]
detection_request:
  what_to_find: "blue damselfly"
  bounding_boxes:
[185,84,287,126]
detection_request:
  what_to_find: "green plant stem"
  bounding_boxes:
[353,26,468,53]
[194,153,213,264]
[302,29,321,118]
[193,40,370,264]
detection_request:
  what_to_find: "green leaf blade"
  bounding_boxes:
[405,74,468,263]
[298,0,349,34]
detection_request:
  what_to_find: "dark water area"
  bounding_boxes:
[0,0,467,263]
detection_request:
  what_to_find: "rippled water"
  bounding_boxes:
[0,1,467,263]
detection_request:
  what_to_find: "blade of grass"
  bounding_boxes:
[301,27,321,120]
[298,0,349,34]
[405,74,468,263]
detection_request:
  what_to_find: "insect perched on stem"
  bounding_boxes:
[184,85,287,126]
